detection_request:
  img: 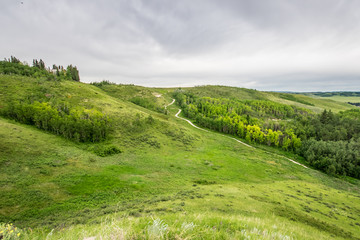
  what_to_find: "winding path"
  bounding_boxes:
[165,99,175,109]
[168,99,308,168]
[175,109,210,132]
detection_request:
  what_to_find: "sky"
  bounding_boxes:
[1,0,360,91]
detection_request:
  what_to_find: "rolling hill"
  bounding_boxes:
[1,70,360,239]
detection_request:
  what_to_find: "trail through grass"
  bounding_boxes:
[172,99,308,169]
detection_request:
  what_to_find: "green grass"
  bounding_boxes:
[1,77,360,239]
[316,95,360,103]
[91,82,172,113]
[265,92,355,113]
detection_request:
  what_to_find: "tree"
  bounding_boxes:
[10,56,20,63]
[66,65,80,81]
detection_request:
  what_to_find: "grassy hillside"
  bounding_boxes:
[268,92,355,113]
[306,93,360,107]
[1,76,360,239]
[299,92,360,109]
[321,95,360,103]
[180,85,355,113]
[91,81,172,114]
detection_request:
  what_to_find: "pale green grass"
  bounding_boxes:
[23,212,343,240]
[265,92,355,113]
[316,95,360,103]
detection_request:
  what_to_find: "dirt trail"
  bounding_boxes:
[169,99,308,169]
[165,99,175,109]
[175,109,210,132]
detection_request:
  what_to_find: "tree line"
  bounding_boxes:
[173,90,303,151]
[1,101,112,142]
[1,56,80,81]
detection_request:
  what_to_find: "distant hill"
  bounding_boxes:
[180,85,355,113]
[306,91,360,97]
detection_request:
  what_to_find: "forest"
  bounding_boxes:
[173,89,360,179]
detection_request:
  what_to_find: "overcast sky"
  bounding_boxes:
[1,0,360,91]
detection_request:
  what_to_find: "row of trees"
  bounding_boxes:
[1,101,112,142]
[1,56,80,81]
[173,90,302,151]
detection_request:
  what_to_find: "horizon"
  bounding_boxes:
[3,55,360,93]
[86,80,360,93]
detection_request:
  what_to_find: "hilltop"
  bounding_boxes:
[0,60,360,239]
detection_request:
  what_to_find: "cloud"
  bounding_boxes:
[1,0,360,91]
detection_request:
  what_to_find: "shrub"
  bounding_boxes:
[92,145,122,157]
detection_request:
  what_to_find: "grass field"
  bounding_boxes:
[315,95,360,103]
[1,77,360,239]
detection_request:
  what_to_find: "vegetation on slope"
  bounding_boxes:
[173,88,360,179]
[1,56,80,82]
[304,91,360,108]
[173,90,304,151]
[91,80,169,114]
[1,59,360,239]
[1,101,111,142]
[183,85,355,113]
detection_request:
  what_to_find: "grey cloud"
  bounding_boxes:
[1,0,360,91]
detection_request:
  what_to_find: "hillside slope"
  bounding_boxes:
[1,76,360,239]
[180,85,355,113]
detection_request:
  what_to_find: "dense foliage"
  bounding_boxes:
[0,56,80,81]
[289,109,360,178]
[174,89,360,179]
[290,109,360,141]
[173,90,304,151]
[1,101,112,142]
[301,139,360,178]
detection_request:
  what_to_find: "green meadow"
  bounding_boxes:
[1,75,360,239]
[301,92,360,106]
[315,96,360,104]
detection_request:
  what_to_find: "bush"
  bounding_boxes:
[92,145,122,157]
[193,180,216,185]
